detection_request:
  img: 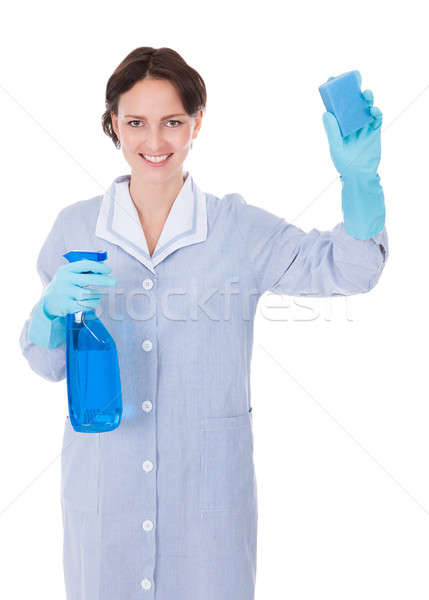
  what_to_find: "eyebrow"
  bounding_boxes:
[122,113,187,120]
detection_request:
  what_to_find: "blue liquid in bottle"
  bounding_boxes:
[64,251,122,433]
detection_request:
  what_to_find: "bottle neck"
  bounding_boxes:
[70,309,96,324]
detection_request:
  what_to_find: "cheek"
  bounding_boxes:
[172,127,194,152]
[120,128,141,151]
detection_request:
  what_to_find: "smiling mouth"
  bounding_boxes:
[139,152,173,164]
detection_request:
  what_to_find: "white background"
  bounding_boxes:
[1,1,428,598]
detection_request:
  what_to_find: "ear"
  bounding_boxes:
[111,112,119,138]
[192,109,204,138]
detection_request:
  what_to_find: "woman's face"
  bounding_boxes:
[111,77,203,183]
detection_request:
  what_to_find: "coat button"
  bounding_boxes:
[140,578,152,590]
[142,520,154,531]
[142,339,152,352]
[142,460,154,472]
[142,278,153,290]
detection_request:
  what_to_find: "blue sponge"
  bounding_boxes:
[319,70,372,137]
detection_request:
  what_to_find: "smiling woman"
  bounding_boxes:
[101,47,206,150]
[20,44,389,600]
[109,75,201,181]
[100,47,207,254]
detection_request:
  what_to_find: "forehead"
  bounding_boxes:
[118,78,185,116]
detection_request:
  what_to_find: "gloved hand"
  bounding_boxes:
[43,259,117,317]
[29,259,117,349]
[322,71,385,240]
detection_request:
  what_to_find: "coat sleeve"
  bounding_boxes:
[234,195,389,297]
[19,209,68,382]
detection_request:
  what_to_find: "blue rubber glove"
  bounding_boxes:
[322,72,385,240]
[29,259,117,349]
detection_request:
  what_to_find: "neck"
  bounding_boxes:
[128,170,186,222]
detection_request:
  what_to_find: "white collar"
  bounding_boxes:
[95,171,207,274]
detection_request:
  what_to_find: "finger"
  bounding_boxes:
[71,298,102,312]
[71,273,117,287]
[355,121,372,139]
[369,105,383,130]
[61,299,95,316]
[370,106,382,119]
[77,297,102,306]
[63,282,102,299]
[354,70,362,87]
[64,259,112,274]
[361,89,374,106]
[322,111,343,148]
[72,286,102,301]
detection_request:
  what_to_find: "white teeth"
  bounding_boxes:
[142,153,171,163]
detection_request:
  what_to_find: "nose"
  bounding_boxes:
[141,126,167,154]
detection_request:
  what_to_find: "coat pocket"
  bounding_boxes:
[61,416,100,511]
[200,409,255,512]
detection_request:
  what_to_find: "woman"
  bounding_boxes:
[20,47,388,599]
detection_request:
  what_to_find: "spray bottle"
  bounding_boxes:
[63,250,122,433]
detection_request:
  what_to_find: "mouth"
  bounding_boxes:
[139,152,174,167]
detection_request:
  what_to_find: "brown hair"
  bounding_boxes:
[102,47,207,149]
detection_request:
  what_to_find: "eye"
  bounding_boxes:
[127,119,183,128]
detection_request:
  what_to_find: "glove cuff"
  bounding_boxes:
[28,298,66,349]
[340,172,386,240]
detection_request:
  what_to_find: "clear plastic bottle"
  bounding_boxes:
[63,251,122,433]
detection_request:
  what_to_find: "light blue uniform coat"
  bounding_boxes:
[20,171,388,599]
